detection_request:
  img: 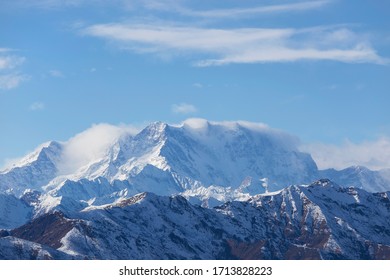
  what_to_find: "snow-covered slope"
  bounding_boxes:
[158,120,318,191]
[0,194,32,229]
[0,236,75,260]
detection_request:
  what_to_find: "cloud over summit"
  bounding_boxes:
[58,123,139,174]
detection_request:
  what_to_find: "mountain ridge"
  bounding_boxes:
[2,180,390,259]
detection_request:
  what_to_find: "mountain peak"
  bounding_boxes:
[117,192,161,207]
[148,121,168,131]
[310,178,333,188]
[1,141,62,173]
[137,121,168,141]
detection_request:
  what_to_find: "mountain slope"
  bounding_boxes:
[0,236,75,260]
[0,194,32,229]
[320,166,390,192]
[3,180,389,260]
[0,141,62,197]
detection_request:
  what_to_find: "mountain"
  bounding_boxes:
[48,119,319,191]
[1,119,389,218]
[0,119,323,213]
[2,180,389,260]
[1,119,390,259]
[3,120,389,204]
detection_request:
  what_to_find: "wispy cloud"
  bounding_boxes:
[49,69,65,78]
[192,83,203,88]
[179,118,301,152]
[0,74,29,90]
[0,48,12,52]
[0,55,25,70]
[153,0,332,19]
[3,0,332,16]
[0,49,28,90]
[2,0,132,10]
[82,23,387,66]
[172,103,198,114]
[29,102,45,111]
[301,138,390,171]
[5,0,94,9]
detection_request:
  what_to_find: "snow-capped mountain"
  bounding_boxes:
[0,119,321,213]
[51,119,319,191]
[1,119,390,259]
[3,120,389,197]
[1,119,390,217]
[2,180,389,259]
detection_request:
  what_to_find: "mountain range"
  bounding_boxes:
[1,119,390,259]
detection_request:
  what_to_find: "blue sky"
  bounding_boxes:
[1,0,390,170]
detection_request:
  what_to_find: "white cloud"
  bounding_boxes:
[0,55,25,70]
[2,0,332,16]
[192,83,203,88]
[2,0,133,9]
[168,0,332,18]
[301,138,390,171]
[0,49,28,90]
[172,103,198,114]
[29,102,45,111]
[0,74,29,90]
[49,70,64,78]
[82,23,387,66]
[6,0,91,9]
[58,123,140,174]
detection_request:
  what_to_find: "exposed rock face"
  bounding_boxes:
[11,212,77,249]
